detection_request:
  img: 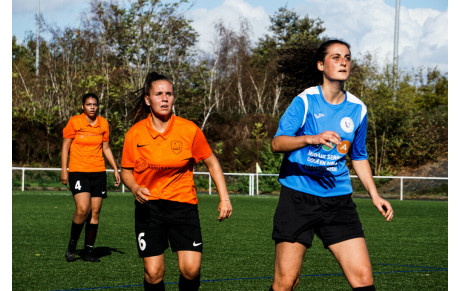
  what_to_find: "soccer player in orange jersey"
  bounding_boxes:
[121,72,232,291]
[61,93,121,262]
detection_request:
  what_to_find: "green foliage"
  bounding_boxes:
[11,2,448,176]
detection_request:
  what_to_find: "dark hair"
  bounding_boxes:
[132,72,173,123]
[82,92,98,104]
[315,39,351,63]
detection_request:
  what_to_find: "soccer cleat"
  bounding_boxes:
[65,242,77,262]
[82,247,100,262]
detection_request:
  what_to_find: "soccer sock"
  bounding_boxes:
[353,285,376,291]
[69,221,84,245]
[178,274,200,291]
[143,278,165,291]
[268,286,274,291]
[84,223,99,249]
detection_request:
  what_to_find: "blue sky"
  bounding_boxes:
[11,0,449,72]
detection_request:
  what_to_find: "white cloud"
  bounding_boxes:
[186,0,447,72]
[287,0,447,72]
[186,0,270,53]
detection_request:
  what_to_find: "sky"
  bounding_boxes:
[11,0,449,72]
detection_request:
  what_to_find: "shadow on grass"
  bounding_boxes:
[73,246,125,261]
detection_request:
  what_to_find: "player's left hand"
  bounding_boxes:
[114,171,121,187]
[372,196,394,222]
[217,200,232,221]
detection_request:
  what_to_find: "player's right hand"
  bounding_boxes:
[312,131,341,149]
[133,186,150,204]
[61,170,68,185]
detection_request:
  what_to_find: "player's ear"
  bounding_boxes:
[144,95,150,106]
[317,61,324,71]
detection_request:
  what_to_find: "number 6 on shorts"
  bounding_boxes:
[138,232,146,251]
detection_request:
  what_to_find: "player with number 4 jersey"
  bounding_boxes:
[61,93,121,263]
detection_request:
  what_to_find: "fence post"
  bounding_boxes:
[400,177,404,200]
[208,173,212,195]
[22,168,25,192]
[256,173,259,195]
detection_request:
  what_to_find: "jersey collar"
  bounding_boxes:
[80,112,100,128]
[146,114,175,140]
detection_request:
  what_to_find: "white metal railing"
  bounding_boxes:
[12,167,448,200]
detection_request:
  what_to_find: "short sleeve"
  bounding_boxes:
[191,127,212,163]
[121,128,135,168]
[63,116,77,139]
[100,117,110,142]
[274,96,306,137]
[350,114,368,160]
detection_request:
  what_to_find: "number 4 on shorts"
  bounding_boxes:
[75,180,82,190]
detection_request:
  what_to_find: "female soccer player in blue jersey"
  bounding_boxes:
[269,39,394,291]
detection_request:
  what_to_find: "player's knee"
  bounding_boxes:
[180,265,200,280]
[90,211,100,223]
[353,265,373,286]
[75,207,90,219]
[144,266,165,284]
[274,273,300,291]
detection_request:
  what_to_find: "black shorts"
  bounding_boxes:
[134,200,203,257]
[272,186,364,249]
[68,172,107,198]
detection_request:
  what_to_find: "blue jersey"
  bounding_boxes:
[275,86,368,197]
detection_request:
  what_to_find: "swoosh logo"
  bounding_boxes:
[137,144,148,148]
[193,241,202,247]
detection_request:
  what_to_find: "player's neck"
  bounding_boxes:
[321,81,345,105]
[150,114,171,133]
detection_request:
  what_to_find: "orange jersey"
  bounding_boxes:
[121,114,212,204]
[63,113,109,172]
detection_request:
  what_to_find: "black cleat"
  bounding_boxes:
[82,248,100,262]
[65,242,77,262]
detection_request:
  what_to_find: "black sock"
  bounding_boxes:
[179,274,200,291]
[69,222,84,245]
[144,278,165,291]
[268,286,274,291]
[84,223,99,249]
[353,285,376,291]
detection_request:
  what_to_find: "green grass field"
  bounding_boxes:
[12,191,447,290]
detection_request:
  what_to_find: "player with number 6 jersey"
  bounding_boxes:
[61,93,121,263]
[121,72,232,291]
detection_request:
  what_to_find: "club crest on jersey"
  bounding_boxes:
[171,140,183,155]
[340,117,354,133]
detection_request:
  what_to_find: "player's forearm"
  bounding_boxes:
[271,135,311,153]
[203,154,230,201]
[352,159,380,199]
[120,168,140,193]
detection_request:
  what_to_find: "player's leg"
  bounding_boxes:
[272,242,307,291]
[135,200,169,290]
[143,255,166,290]
[177,251,201,291]
[167,201,202,291]
[81,196,103,262]
[328,237,374,289]
[270,186,317,290]
[66,191,91,262]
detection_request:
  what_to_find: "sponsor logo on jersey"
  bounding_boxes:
[314,113,325,119]
[337,140,351,154]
